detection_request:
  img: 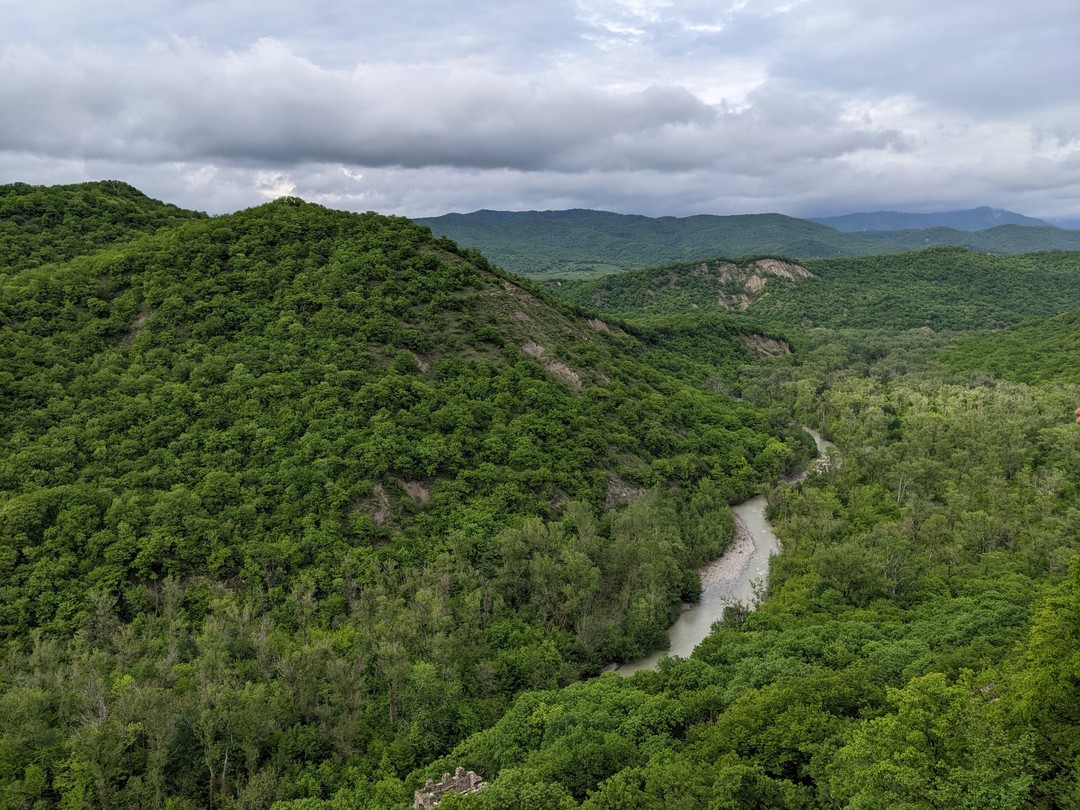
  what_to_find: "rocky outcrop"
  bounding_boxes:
[739,334,792,357]
[414,768,487,809]
[714,259,811,310]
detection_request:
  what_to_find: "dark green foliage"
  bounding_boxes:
[813,206,1055,232]
[765,249,1080,331]
[4,183,1080,809]
[0,180,207,273]
[409,331,1080,809]
[415,209,845,277]
[553,247,1080,332]
[0,190,795,807]
[939,307,1080,384]
[415,209,1080,277]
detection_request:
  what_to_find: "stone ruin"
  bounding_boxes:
[413,767,487,809]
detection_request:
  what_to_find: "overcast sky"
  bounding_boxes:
[2,0,1078,219]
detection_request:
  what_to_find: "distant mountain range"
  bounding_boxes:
[810,207,1057,232]
[414,208,1080,277]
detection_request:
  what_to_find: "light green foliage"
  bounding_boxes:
[829,673,1032,809]
[433,325,1080,809]
[0,189,790,806]
[1010,561,1080,806]
[5,184,1080,808]
[0,180,206,273]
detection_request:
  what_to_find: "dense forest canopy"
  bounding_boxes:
[551,247,1080,332]
[1,182,1079,809]
[811,206,1056,232]
[0,181,207,274]
[0,185,807,808]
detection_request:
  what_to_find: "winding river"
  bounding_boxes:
[617,428,833,676]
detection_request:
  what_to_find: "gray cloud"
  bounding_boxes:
[0,38,897,175]
[0,0,1077,220]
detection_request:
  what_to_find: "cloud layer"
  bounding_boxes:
[2,1,1078,218]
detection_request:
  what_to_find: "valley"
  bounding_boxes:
[1,182,1078,809]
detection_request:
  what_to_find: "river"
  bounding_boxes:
[617,428,832,676]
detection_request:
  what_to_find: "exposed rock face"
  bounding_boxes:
[739,334,792,357]
[414,768,487,809]
[367,484,391,526]
[398,480,431,505]
[116,309,155,347]
[521,341,583,387]
[713,259,811,310]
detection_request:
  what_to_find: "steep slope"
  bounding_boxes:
[0,180,207,273]
[415,209,1080,277]
[813,206,1055,232]
[0,195,807,806]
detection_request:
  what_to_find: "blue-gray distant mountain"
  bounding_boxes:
[811,207,1055,232]
[414,208,1080,277]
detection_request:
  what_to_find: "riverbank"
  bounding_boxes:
[617,427,834,675]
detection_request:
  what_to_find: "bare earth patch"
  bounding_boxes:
[116,309,155,347]
[604,478,648,510]
[521,341,582,387]
[740,334,792,357]
[398,480,431,505]
[368,484,391,526]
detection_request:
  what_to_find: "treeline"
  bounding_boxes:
[0,193,804,807]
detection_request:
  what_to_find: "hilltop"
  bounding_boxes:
[0,187,807,806]
[0,180,207,273]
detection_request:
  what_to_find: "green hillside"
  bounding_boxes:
[415,209,838,277]
[0,194,803,807]
[415,209,1080,277]
[553,247,1080,332]
[939,307,1080,384]
[0,180,207,273]
[813,206,1055,231]
[394,330,1080,810]
[3,184,1080,810]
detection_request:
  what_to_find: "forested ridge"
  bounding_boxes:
[0,185,806,808]
[1,183,1079,809]
[415,208,1080,277]
[552,247,1080,331]
[0,181,207,274]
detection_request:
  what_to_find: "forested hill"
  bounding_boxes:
[551,247,1080,331]
[939,306,1080,384]
[0,180,207,273]
[811,206,1055,232]
[414,208,1080,277]
[0,193,808,806]
[413,210,838,276]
